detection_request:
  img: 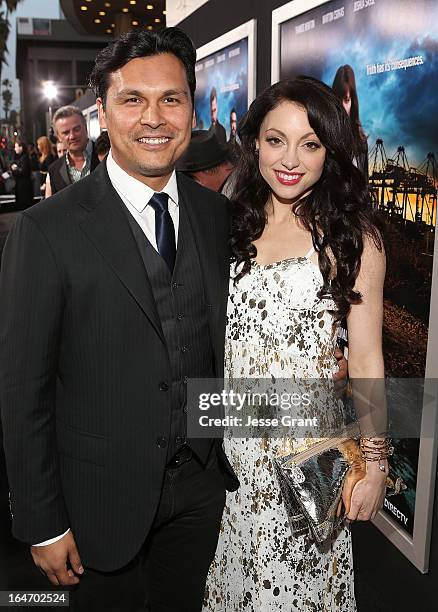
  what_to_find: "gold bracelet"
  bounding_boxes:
[360,438,393,462]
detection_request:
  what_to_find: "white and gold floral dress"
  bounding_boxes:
[203,248,356,611]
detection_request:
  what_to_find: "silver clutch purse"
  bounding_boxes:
[274,435,406,545]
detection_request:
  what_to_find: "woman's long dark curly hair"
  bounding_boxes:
[230,76,383,320]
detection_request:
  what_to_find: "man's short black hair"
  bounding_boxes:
[88,27,196,106]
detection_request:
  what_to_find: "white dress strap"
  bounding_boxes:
[304,245,315,259]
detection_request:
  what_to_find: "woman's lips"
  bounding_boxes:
[274,170,304,186]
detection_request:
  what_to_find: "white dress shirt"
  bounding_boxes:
[33,151,179,547]
[107,149,179,249]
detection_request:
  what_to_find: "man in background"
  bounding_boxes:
[45,106,99,197]
[208,87,226,144]
[177,130,235,193]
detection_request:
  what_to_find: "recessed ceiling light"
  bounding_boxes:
[111,23,115,27]
[163,10,167,15]
[154,18,160,23]
[129,0,137,4]
[94,18,101,23]
[80,5,88,10]
[106,28,112,33]
[104,2,111,6]
[147,25,153,29]
[98,11,105,15]
[122,7,129,12]
[147,4,154,9]
[132,20,139,25]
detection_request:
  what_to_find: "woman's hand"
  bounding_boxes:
[346,460,387,521]
[333,347,348,399]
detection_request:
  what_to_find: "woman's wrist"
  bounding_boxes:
[365,458,388,478]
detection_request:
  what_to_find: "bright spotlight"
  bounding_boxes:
[43,81,58,101]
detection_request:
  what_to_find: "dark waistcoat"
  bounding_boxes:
[122,197,215,462]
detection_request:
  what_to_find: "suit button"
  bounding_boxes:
[159,382,169,392]
[175,436,185,445]
[176,313,184,321]
[183,404,188,413]
[172,282,179,290]
[157,437,167,448]
[182,376,188,384]
[180,346,188,353]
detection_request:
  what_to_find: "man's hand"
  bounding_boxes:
[31,531,84,586]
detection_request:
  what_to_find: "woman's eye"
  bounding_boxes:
[266,137,282,145]
[304,141,321,150]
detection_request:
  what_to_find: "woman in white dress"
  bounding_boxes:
[204,77,387,611]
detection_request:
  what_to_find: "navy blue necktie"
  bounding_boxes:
[149,192,176,272]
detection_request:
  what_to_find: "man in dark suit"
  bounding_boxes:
[45,105,100,197]
[207,87,226,144]
[0,28,238,611]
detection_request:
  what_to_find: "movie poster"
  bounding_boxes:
[278,0,438,539]
[194,37,249,143]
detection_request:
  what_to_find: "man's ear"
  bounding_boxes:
[96,98,107,130]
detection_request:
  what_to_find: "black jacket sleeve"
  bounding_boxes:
[0,213,69,543]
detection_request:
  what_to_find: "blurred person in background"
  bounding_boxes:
[28,142,41,197]
[37,136,56,197]
[43,141,68,199]
[177,130,235,193]
[0,145,8,195]
[10,140,34,210]
[45,105,99,198]
[56,140,68,158]
[94,130,111,162]
[332,65,368,178]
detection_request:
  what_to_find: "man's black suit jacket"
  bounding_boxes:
[48,142,100,194]
[0,162,238,571]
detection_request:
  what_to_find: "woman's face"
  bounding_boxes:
[342,88,352,116]
[256,101,326,205]
[14,142,22,155]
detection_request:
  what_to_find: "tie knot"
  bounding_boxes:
[149,192,169,214]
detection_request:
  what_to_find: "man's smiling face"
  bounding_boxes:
[97,53,195,190]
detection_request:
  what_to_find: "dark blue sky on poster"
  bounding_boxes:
[194,38,248,138]
[280,0,438,170]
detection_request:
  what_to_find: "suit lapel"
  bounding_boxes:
[60,158,71,188]
[78,163,164,343]
[177,174,228,354]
